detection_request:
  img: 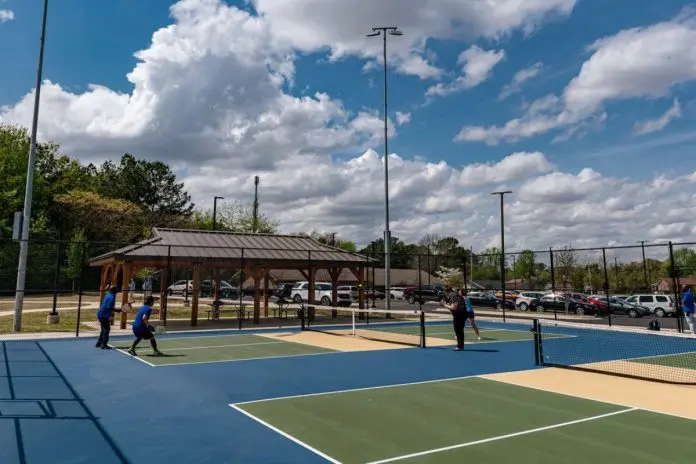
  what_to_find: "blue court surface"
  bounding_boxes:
[1,318,695,464]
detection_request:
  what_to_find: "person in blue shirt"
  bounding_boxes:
[682,285,695,334]
[127,296,163,357]
[96,286,121,349]
[461,289,482,341]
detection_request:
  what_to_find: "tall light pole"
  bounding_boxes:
[637,240,649,290]
[212,196,224,231]
[252,176,260,233]
[492,190,513,322]
[13,0,50,332]
[367,26,402,311]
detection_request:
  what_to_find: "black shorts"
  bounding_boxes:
[133,327,154,340]
[466,311,475,319]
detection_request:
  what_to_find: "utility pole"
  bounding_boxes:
[637,240,649,290]
[492,190,513,322]
[212,196,224,231]
[252,176,260,233]
[367,26,402,311]
[13,0,50,332]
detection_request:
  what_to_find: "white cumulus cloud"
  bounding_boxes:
[633,98,682,135]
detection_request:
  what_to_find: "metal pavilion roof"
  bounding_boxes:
[88,228,370,267]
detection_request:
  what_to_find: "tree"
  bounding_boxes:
[187,200,280,234]
[514,250,536,284]
[554,246,578,290]
[54,190,146,243]
[96,154,194,227]
[0,125,52,238]
[64,228,87,292]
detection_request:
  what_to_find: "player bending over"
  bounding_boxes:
[127,296,163,357]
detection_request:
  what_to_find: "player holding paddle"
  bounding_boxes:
[442,288,481,351]
[127,296,164,357]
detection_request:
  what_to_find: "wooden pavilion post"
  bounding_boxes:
[213,268,221,301]
[159,266,169,321]
[349,267,366,312]
[308,266,316,322]
[119,263,133,330]
[190,263,201,326]
[263,271,270,318]
[329,267,342,318]
[252,268,261,324]
[109,263,120,326]
[99,264,111,304]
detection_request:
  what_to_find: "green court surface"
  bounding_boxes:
[112,334,335,366]
[633,352,696,370]
[233,376,696,464]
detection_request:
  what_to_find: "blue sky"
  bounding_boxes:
[1,0,695,249]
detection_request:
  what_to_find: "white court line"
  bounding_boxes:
[154,349,340,367]
[232,374,480,406]
[229,404,343,464]
[366,408,638,464]
[133,341,286,352]
[483,373,696,422]
[108,345,157,367]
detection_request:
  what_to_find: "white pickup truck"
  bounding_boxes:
[291,281,352,307]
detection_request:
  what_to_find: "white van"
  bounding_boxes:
[623,294,674,317]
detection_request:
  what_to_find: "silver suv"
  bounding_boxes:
[623,294,674,317]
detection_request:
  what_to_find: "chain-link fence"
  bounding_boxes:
[1,238,695,338]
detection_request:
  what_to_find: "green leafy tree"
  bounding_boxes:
[187,201,280,234]
[514,250,536,284]
[64,228,88,292]
[54,190,146,243]
[96,154,194,227]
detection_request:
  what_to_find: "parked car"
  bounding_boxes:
[291,281,352,307]
[623,294,675,317]
[273,283,295,299]
[167,280,192,296]
[467,292,515,310]
[389,287,405,299]
[530,294,598,315]
[515,292,546,311]
[404,284,446,305]
[587,296,651,318]
[200,280,239,299]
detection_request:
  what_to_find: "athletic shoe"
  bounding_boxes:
[95,343,102,348]
[152,350,164,357]
[127,348,137,356]
[477,336,482,341]
[453,347,463,351]
[101,345,113,350]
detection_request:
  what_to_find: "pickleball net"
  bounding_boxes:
[299,305,453,348]
[532,318,696,385]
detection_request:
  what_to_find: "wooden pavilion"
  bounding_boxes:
[88,228,370,328]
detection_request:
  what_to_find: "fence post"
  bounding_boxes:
[668,242,684,333]
[602,248,612,327]
[51,240,61,315]
[75,241,87,338]
[239,248,245,330]
[417,254,423,312]
[462,254,468,293]
[549,247,557,320]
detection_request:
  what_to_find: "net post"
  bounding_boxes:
[532,319,540,365]
[602,248,612,327]
[549,247,557,320]
[300,303,306,330]
[351,307,356,336]
[420,310,426,349]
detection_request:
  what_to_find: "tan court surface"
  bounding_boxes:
[483,367,696,420]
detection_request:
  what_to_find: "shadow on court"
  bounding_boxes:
[0,341,130,464]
